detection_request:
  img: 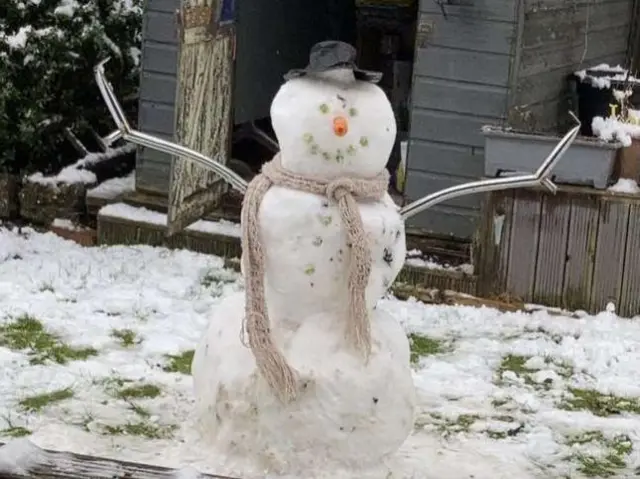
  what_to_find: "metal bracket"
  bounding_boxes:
[398,123,580,220]
[94,58,249,194]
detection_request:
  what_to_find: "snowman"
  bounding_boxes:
[191,41,415,478]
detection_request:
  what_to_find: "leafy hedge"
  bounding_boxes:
[0,0,143,176]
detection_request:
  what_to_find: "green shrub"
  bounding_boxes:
[0,0,142,176]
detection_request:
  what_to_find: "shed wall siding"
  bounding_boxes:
[405,0,516,239]
[137,0,179,195]
[509,0,633,131]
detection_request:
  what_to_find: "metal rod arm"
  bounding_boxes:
[94,58,249,194]
[399,124,581,220]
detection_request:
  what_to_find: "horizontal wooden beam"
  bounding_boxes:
[0,441,238,479]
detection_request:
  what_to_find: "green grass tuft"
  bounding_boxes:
[19,388,74,412]
[110,328,141,347]
[163,350,195,375]
[566,431,633,477]
[102,422,177,439]
[0,314,98,364]
[116,383,162,400]
[560,388,640,417]
[0,426,31,438]
[408,333,446,364]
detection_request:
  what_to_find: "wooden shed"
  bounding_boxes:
[134,0,637,239]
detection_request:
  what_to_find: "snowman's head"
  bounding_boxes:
[270,68,397,180]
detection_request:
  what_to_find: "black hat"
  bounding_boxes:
[284,41,382,83]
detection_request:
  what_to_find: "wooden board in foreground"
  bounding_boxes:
[0,441,238,479]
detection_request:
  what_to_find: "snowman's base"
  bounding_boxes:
[191,291,416,478]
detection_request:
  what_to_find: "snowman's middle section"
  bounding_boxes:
[258,184,406,329]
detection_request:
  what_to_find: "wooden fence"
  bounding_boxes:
[475,186,640,317]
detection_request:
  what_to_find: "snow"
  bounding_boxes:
[0,226,640,477]
[27,144,137,187]
[99,203,241,238]
[51,218,84,231]
[0,437,43,474]
[87,172,135,200]
[575,63,638,90]
[592,115,639,147]
[405,249,474,275]
[608,178,640,194]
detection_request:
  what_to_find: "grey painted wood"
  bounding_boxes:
[405,170,482,210]
[140,72,176,105]
[412,77,508,118]
[139,101,175,135]
[141,42,178,75]
[420,0,517,22]
[409,109,495,147]
[406,205,479,239]
[419,13,515,55]
[620,204,640,317]
[590,199,629,313]
[407,140,484,176]
[145,10,178,44]
[407,6,515,238]
[413,47,511,86]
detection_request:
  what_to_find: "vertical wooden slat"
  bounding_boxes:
[533,192,570,305]
[620,202,640,317]
[591,197,630,313]
[505,189,542,302]
[475,190,514,297]
[496,190,515,295]
[563,194,598,311]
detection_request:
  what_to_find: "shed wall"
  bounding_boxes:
[136,0,179,195]
[405,0,633,240]
[404,0,516,239]
[508,0,633,131]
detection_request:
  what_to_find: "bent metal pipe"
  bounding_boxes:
[94,59,579,221]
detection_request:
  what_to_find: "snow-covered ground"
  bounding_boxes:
[1,226,640,478]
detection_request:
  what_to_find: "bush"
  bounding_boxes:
[0,0,142,176]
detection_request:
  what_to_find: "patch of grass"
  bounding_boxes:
[0,314,98,365]
[560,388,640,417]
[425,412,479,436]
[0,426,31,437]
[110,328,141,347]
[116,383,162,400]
[163,350,194,375]
[496,354,574,389]
[408,334,446,364]
[18,388,74,412]
[102,421,177,439]
[566,431,633,477]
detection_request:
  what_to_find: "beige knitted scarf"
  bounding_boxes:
[240,154,390,404]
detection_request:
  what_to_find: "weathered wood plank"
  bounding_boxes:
[167,0,234,235]
[494,191,515,296]
[0,441,238,479]
[522,2,631,48]
[563,194,598,311]
[505,189,542,301]
[409,108,494,147]
[620,203,640,317]
[413,47,511,87]
[411,76,508,119]
[406,140,484,177]
[420,0,517,22]
[419,12,515,55]
[474,190,514,297]
[405,170,482,210]
[533,192,570,305]
[590,198,630,313]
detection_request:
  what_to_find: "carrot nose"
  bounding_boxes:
[333,116,348,137]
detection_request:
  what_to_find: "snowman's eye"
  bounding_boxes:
[319,103,330,114]
[348,107,358,117]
